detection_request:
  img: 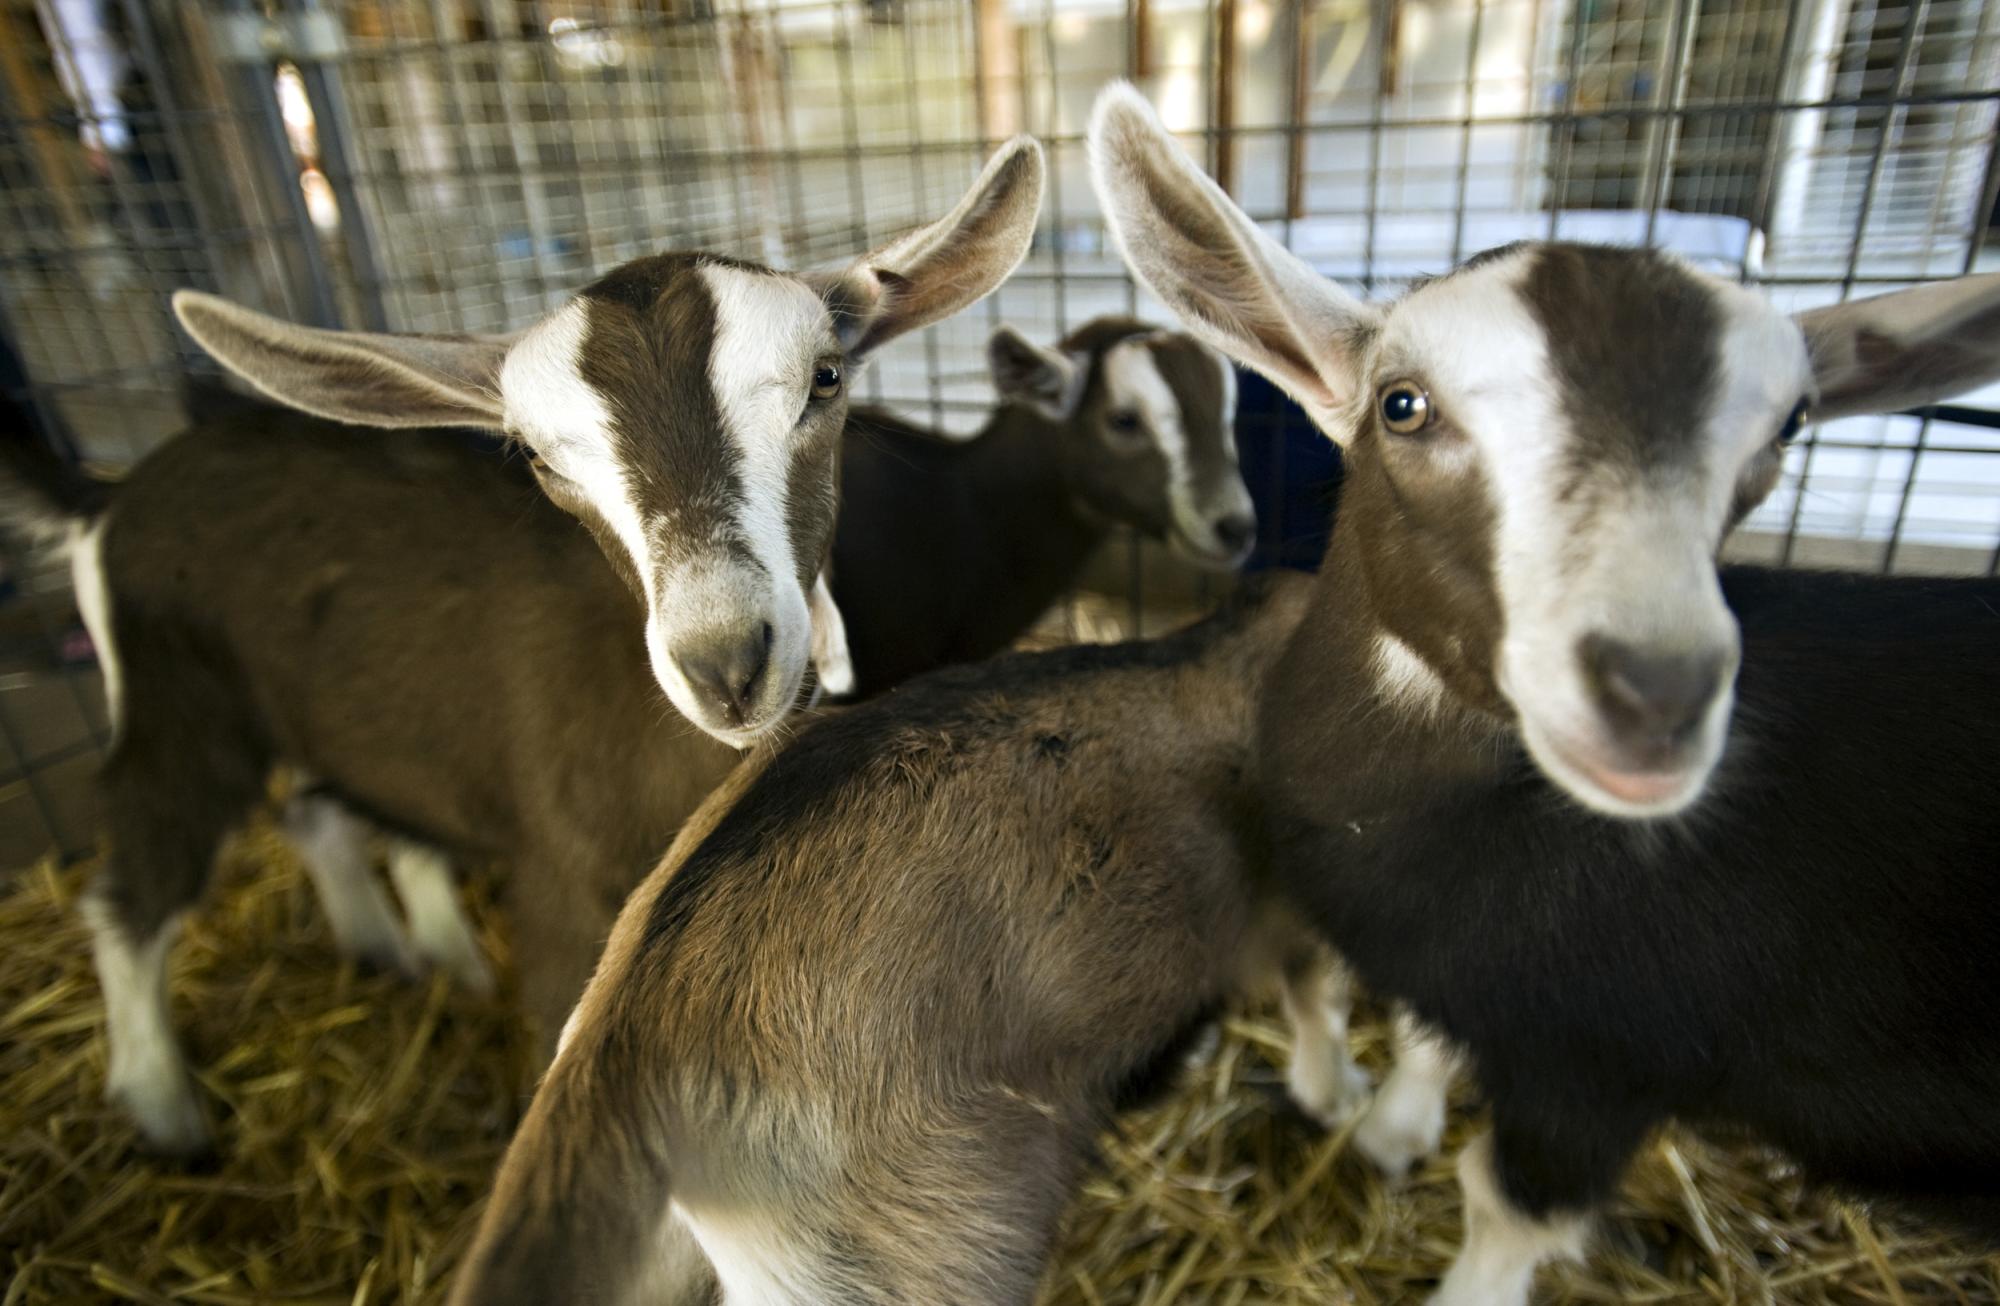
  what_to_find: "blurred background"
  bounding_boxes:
[2,0,1998,864]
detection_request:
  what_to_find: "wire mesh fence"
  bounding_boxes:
[1,0,1998,860]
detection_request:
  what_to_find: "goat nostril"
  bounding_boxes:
[675,626,774,729]
[1579,634,1725,746]
[1214,514,1255,552]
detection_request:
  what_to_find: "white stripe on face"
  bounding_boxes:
[681,264,834,719]
[1101,337,1254,563]
[499,299,651,598]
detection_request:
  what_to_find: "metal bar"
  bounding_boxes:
[1448,0,1486,264]
[293,5,389,330]
[477,0,564,307]
[1740,0,1811,282]
[0,676,70,862]
[1783,0,1930,569]
[1360,0,1392,292]
[112,0,232,299]
[831,0,876,401]
[898,6,944,431]
[526,0,601,277]
[1214,0,1238,196]
[1883,123,2000,574]
[1638,0,1699,246]
[1544,0,1589,237]
[232,36,341,325]
[1038,0,1068,332]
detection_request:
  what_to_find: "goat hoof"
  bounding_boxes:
[112,1077,213,1160]
[1353,1088,1445,1178]
[442,949,496,999]
[1286,1054,1372,1130]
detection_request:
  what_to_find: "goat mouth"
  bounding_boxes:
[1534,725,1709,816]
[1170,531,1253,572]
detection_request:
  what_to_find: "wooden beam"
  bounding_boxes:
[0,3,95,252]
[1287,0,1312,219]
[1213,0,1238,195]
[974,0,1019,141]
[1132,0,1153,77]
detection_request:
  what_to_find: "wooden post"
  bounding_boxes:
[1132,0,1152,77]
[0,3,97,254]
[974,0,1019,141]
[1286,0,1312,219]
[1213,0,1238,196]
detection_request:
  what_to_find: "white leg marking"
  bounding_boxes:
[1355,1009,1456,1176]
[281,794,418,977]
[1431,1132,1590,1306]
[1279,954,1371,1128]
[387,840,493,995]
[81,894,208,1154]
[69,517,122,736]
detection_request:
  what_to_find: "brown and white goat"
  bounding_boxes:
[450,574,1376,1306]
[1092,82,2000,1304]
[170,136,1042,749]
[835,316,1253,695]
[60,145,1044,1156]
[39,313,1258,1159]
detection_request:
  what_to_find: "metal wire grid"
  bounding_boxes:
[1,0,1999,862]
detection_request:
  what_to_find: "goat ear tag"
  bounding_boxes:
[809,573,855,697]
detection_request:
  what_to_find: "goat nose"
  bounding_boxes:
[1213,512,1256,554]
[674,622,773,728]
[1578,634,1726,750]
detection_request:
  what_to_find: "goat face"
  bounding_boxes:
[989,319,1257,568]
[1090,80,2000,819]
[173,138,1044,747]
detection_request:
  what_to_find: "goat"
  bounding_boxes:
[448,572,1390,1306]
[170,136,1042,749]
[835,316,1253,695]
[1092,81,2000,1305]
[43,144,1045,1158]
[11,310,1259,1158]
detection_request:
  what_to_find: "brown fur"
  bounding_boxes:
[454,576,1325,1306]
[92,412,741,1048]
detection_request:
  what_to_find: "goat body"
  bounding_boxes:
[452,575,1368,1306]
[834,404,1109,695]
[92,407,737,1052]
[1264,552,2000,1237]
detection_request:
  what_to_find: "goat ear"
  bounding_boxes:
[988,325,1081,419]
[1797,272,2000,421]
[808,572,854,698]
[172,291,509,430]
[815,136,1045,358]
[1087,83,1377,439]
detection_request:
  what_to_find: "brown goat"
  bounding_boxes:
[450,575,1378,1306]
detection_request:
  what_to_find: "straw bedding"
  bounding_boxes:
[2,826,1995,1304]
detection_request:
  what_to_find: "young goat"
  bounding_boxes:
[1093,82,2000,1304]
[834,316,1253,694]
[55,146,1045,1156]
[170,137,1042,748]
[28,315,1256,1158]
[450,574,1378,1306]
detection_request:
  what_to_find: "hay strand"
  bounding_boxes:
[3,830,1996,1303]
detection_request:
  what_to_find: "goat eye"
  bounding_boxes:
[811,362,842,401]
[1378,381,1433,435]
[1777,398,1809,445]
[1108,410,1143,434]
